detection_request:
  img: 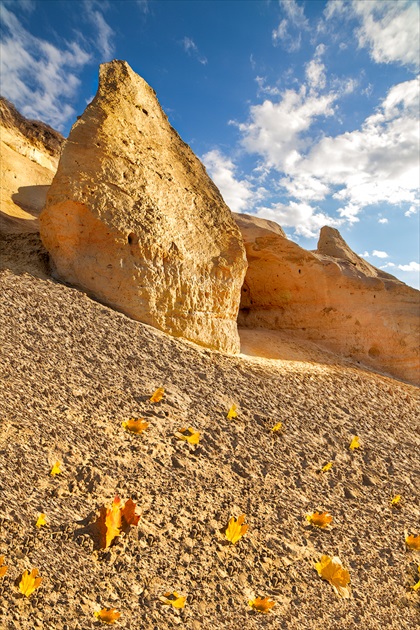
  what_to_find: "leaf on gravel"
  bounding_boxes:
[321,462,333,473]
[50,461,61,475]
[225,514,248,544]
[94,608,121,624]
[412,566,420,591]
[306,511,333,528]
[19,568,42,597]
[176,427,200,444]
[271,422,283,432]
[160,591,186,608]
[314,555,351,598]
[149,387,164,403]
[121,418,149,434]
[406,535,420,551]
[96,496,140,548]
[390,495,402,508]
[248,596,276,613]
[35,513,47,528]
[0,556,7,578]
[349,436,360,451]
[226,404,237,419]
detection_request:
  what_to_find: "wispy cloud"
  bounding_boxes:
[181,37,207,65]
[272,0,309,51]
[202,149,254,212]
[0,5,91,129]
[84,0,115,60]
[136,0,150,14]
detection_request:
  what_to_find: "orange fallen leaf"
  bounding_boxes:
[306,511,333,528]
[96,496,140,549]
[19,568,42,597]
[160,591,186,608]
[176,427,200,445]
[271,422,283,432]
[35,513,47,528]
[349,436,360,451]
[225,514,248,544]
[121,418,149,434]
[390,495,402,507]
[94,608,121,624]
[226,404,237,420]
[248,596,275,613]
[406,535,420,551]
[321,462,333,473]
[412,565,420,591]
[150,387,164,403]
[314,555,351,598]
[50,461,61,476]
[0,556,7,578]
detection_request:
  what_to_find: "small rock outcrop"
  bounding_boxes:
[0,97,64,233]
[234,213,420,385]
[40,60,247,353]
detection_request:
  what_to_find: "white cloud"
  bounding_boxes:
[397,261,420,272]
[353,0,420,70]
[378,218,388,224]
[305,43,327,90]
[202,149,254,212]
[405,205,419,217]
[181,37,207,65]
[281,0,309,29]
[272,0,309,51]
[136,0,150,14]
[372,250,389,258]
[84,1,115,60]
[0,6,92,129]
[254,201,343,239]
[359,251,370,258]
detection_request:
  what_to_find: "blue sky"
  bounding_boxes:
[1,0,419,288]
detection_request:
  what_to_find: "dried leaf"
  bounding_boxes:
[390,495,402,507]
[321,462,333,473]
[225,514,248,544]
[96,496,140,548]
[349,436,360,451]
[36,513,47,528]
[19,568,42,597]
[121,418,149,434]
[306,511,333,528]
[50,461,61,476]
[160,591,186,608]
[412,566,420,591]
[0,556,7,578]
[226,404,237,420]
[248,596,276,613]
[150,387,164,403]
[176,427,200,445]
[94,608,121,624]
[271,422,283,432]
[406,535,420,551]
[314,555,351,598]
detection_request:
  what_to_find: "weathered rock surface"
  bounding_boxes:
[234,213,420,385]
[0,97,64,234]
[40,60,247,353]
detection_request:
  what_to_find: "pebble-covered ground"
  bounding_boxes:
[0,267,419,629]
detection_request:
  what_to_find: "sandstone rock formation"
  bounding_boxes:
[0,97,64,234]
[40,60,247,353]
[234,213,420,385]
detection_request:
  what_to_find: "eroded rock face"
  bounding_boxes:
[235,213,420,385]
[40,60,247,353]
[0,97,64,234]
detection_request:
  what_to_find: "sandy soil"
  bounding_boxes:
[0,262,419,630]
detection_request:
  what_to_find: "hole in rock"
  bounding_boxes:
[128,232,139,246]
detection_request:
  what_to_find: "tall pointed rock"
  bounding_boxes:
[40,60,247,353]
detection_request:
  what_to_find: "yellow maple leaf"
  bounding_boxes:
[314,555,351,598]
[176,427,200,445]
[96,496,140,549]
[19,568,42,597]
[225,514,248,544]
[412,566,420,591]
[121,418,149,434]
[349,436,360,451]
[321,462,333,473]
[248,596,276,613]
[50,461,61,476]
[0,556,7,578]
[406,535,420,551]
[94,608,121,624]
[149,387,164,403]
[160,591,186,608]
[35,513,47,528]
[271,422,283,432]
[226,404,237,420]
[390,495,402,507]
[306,511,333,528]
